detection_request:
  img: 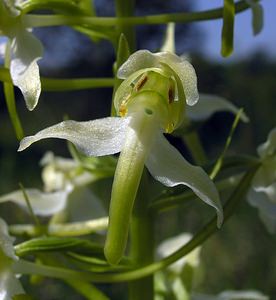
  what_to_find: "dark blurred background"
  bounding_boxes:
[0,0,275,299]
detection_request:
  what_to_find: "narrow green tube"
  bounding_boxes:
[104,108,159,265]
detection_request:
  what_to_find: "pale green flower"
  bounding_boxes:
[0,218,25,300]
[40,151,98,192]
[0,152,108,218]
[18,50,223,264]
[247,127,276,233]
[0,0,43,110]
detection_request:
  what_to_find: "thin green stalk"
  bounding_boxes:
[23,1,253,28]
[19,183,41,227]
[9,217,108,237]
[115,0,136,52]
[0,70,114,91]
[182,130,207,165]
[129,171,154,300]
[210,109,243,180]
[41,78,115,91]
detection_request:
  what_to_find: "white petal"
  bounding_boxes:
[187,94,249,123]
[0,188,71,216]
[10,28,43,111]
[146,133,223,227]
[218,290,269,300]
[0,218,17,261]
[18,117,130,156]
[157,233,201,274]
[252,160,276,189]
[118,50,199,106]
[117,50,157,79]
[247,188,276,233]
[3,0,20,16]
[257,127,276,159]
[67,187,107,222]
[157,52,199,106]
[0,268,25,300]
[253,182,276,203]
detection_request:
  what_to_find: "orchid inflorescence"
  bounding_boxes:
[0,0,273,299]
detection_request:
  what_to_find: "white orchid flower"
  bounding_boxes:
[40,151,98,192]
[0,218,26,300]
[0,187,71,216]
[0,151,107,217]
[247,127,276,233]
[0,0,43,110]
[18,50,223,264]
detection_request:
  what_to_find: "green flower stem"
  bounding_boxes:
[23,1,253,28]
[129,171,154,300]
[14,165,259,283]
[9,217,108,237]
[0,67,10,82]
[41,78,115,91]
[65,279,109,300]
[115,0,136,52]
[0,68,114,91]
[104,111,159,265]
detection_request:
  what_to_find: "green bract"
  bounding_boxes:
[0,0,43,110]
[0,218,26,300]
[18,50,223,265]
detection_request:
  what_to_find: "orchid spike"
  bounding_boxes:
[0,0,43,110]
[18,50,223,264]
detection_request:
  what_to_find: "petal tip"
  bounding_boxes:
[18,137,33,152]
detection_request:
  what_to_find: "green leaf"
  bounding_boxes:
[221,0,235,57]
[246,0,264,35]
[15,237,103,257]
